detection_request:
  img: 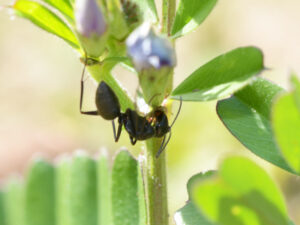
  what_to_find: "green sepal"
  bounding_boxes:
[139,67,173,107]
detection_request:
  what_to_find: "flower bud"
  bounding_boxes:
[126,23,176,106]
[75,0,109,57]
[126,23,176,71]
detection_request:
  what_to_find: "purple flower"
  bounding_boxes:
[126,23,176,71]
[75,0,107,37]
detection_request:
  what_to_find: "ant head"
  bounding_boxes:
[154,112,169,137]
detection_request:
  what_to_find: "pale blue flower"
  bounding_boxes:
[126,23,176,71]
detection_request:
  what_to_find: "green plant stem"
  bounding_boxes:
[162,0,176,35]
[143,2,176,225]
[144,138,169,225]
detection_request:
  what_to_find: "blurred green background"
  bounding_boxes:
[0,0,300,224]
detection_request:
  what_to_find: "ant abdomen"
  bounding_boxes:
[95,81,121,120]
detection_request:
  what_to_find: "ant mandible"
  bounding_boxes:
[79,58,182,158]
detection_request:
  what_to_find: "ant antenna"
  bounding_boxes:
[155,97,182,158]
[170,96,182,128]
[156,131,172,158]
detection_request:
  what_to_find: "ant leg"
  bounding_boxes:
[80,61,98,116]
[132,138,137,145]
[155,131,172,158]
[112,120,117,142]
[129,136,137,145]
[114,119,123,142]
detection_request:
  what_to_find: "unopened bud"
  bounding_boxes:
[75,0,106,37]
[126,23,176,71]
[126,23,176,106]
[75,0,108,57]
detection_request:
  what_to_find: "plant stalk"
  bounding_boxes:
[143,1,176,225]
[162,0,176,35]
[144,138,169,225]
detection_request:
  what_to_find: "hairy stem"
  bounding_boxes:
[144,138,169,225]
[143,2,177,225]
[162,0,176,35]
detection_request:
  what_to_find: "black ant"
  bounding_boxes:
[79,59,182,157]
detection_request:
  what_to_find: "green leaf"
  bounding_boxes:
[25,159,56,225]
[112,150,139,225]
[290,74,300,112]
[130,0,158,23]
[172,47,264,101]
[272,77,300,173]
[41,0,74,23]
[187,171,216,198]
[171,0,218,38]
[97,153,113,225]
[0,191,6,225]
[174,171,216,225]
[174,202,215,225]
[14,0,79,49]
[3,179,25,225]
[69,152,98,225]
[217,78,294,173]
[56,157,71,225]
[192,157,290,225]
[289,220,296,225]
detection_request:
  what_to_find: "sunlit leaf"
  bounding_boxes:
[42,0,74,23]
[217,78,294,173]
[272,76,300,173]
[175,171,216,225]
[172,47,264,101]
[187,171,216,197]
[14,0,79,49]
[97,154,113,225]
[0,191,6,225]
[171,0,217,38]
[192,157,290,225]
[112,150,139,225]
[69,153,97,225]
[56,157,71,225]
[25,159,55,225]
[290,74,300,111]
[3,179,25,225]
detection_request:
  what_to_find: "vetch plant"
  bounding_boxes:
[1,0,299,224]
